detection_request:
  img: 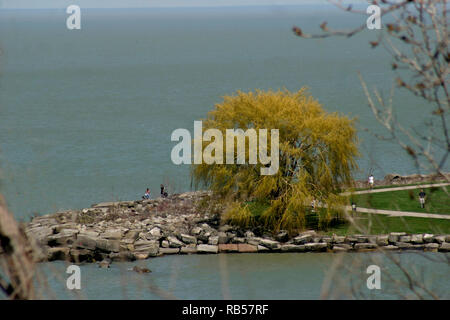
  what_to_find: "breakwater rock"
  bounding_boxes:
[24,191,450,264]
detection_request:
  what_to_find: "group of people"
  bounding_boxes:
[142,184,168,200]
[141,175,429,210]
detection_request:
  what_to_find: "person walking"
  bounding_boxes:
[418,189,426,209]
[368,174,374,189]
[311,198,316,213]
[351,202,357,215]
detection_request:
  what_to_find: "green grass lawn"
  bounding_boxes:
[242,186,449,235]
[350,186,450,214]
[322,212,450,235]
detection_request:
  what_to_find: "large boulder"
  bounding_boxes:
[423,234,434,243]
[218,244,239,253]
[244,231,255,238]
[332,246,349,252]
[70,249,94,263]
[424,243,439,252]
[438,242,450,252]
[109,251,136,262]
[26,226,54,244]
[75,234,98,251]
[159,247,180,255]
[180,245,197,254]
[246,237,263,246]
[96,239,121,253]
[399,235,412,243]
[46,233,76,247]
[280,244,306,252]
[149,227,161,237]
[388,232,406,243]
[208,236,219,245]
[354,235,369,243]
[102,229,123,240]
[304,243,327,252]
[190,227,203,236]
[293,234,313,245]
[47,247,70,261]
[134,240,159,257]
[321,237,332,244]
[79,230,99,238]
[381,245,399,251]
[160,240,169,248]
[275,231,289,243]
[218,232,229,244]
[395,242,413,249]
[134,252,149,260]
[332,235,345,244]
[124,230,140,241]
[411,234,424,244]
[354,243,378,251]
[344,236,358,244]
[259,239,280,250]
[167,236,184,248]
[231,237,246,244]
[376,235,389,246]
[218,225,233,232]
[197,244,218,254]
[237,244,257,253]
[332,244,353,252]
[181,234,197,245]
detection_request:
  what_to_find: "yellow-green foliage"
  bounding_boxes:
[191,88,359,233]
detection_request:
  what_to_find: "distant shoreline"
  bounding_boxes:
[351,172,449,189]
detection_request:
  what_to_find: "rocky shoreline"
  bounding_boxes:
[22,190,450,265]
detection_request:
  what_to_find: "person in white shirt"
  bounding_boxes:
[368,174,374,189]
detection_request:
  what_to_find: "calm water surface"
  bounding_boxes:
[35,252,449,300]
[0,7,443,219]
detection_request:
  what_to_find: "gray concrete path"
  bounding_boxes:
[344,206,450,220]
[341,182,449,196]
[342,182,450,219]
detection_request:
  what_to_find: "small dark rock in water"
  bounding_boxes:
[132,266,151,274]
[98,259,111,268]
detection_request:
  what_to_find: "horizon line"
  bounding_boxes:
[0,2,363,10]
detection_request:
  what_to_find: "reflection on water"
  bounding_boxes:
[34,252,449,300]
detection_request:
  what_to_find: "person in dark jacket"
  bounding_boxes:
[160,184,168,198]
[418,189,426,209]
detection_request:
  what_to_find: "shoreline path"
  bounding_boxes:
[341,183,450,220]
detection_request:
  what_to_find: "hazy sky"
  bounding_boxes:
[0,0,358,9]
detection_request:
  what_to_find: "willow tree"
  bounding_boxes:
[191,89,359,233]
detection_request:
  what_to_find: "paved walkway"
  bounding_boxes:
[344,206,450,220]
[341,182,450,196]
[342,182,450,219]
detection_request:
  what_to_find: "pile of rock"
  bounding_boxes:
[23,192,450,264]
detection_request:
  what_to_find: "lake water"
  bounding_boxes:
[0,6,448,300]
[36,252,449,300]
[0,6,443,219]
